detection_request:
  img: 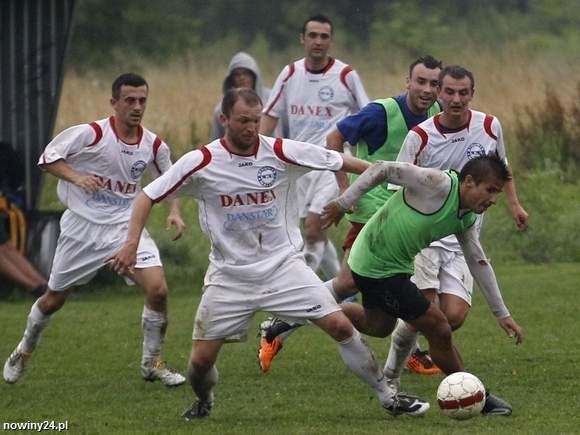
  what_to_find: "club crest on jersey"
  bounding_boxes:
[466,143,485,160]
[130,160,147,179]
[257,166,277,187]
[318,86,334,102]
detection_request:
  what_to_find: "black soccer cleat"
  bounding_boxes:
[183,400,213,420]
[482,392,512,416]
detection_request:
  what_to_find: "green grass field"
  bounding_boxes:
[1,263,579,434]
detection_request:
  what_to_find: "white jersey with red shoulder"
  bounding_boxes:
[396,109,508,251]
[39,116,172,225]
[263,57,369,145]
[143,135,343,280]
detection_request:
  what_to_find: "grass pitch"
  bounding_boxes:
[1,263,578,434]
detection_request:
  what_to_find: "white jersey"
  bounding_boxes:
[39,116,172,225]
[264,57,369,145]
[143,135,343,280]
[396,109,508,251]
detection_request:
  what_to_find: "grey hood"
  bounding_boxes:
[222,52,266,100]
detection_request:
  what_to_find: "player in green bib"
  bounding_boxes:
[322,155,524,413]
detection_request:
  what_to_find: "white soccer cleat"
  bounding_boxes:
[142,359,186,387]
[3,346,31,384]
[383,393,430,417]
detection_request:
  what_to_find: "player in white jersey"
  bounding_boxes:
[261,14,369,280]
[110,88,430,420]
[384,66,527,415]
[3,73,187,388]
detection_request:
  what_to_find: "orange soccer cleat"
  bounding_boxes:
[406,349,442,375]
[258,336,283,373]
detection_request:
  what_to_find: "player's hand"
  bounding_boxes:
[105,243,137,276]
[498,316,524,344]
[321,200,346,229]
[166,212,186,241]
[74,174,102,193]
[511,203,529,230]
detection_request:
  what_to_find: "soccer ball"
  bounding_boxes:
[436,372,486,420]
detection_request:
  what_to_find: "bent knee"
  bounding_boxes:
[446,313,467,331]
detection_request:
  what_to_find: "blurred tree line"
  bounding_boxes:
[69,0,579,67]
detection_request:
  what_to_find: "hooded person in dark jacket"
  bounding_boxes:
[209,52,285,140]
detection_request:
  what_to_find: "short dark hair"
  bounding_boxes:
[221,88,263,117]
[301,14,333,35]
[112,73,148,99]
[460,154,511,184]
[439,65,475,89]
[409,55,443,78]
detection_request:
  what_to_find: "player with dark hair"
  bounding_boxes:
[260,14,369,284]
[3,73,186,387]
[321,154,523,416]
[381,65,527,415]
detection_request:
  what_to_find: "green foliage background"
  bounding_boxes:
[70,0,580,68]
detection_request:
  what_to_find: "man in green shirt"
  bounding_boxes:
[322,154,524,416]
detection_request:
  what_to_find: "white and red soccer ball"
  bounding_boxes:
[436,372,486,420]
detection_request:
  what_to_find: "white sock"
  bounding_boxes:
[141,306,167,367]
[337,329,395,405]
[319,241,340,278]
[19,300,51,353]
[303,240,325,272]
[383,320,418,379]
[188,363,218,404]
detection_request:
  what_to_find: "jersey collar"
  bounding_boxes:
[109,116,143,146]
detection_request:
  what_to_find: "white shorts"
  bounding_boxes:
[192,253,341,340]
[296,170,339,218]
[48,210,162,291]
[411,246,473,305]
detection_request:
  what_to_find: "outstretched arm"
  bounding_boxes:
[107,192,154,275]
[321,161,447,228]
[457,226,524,344]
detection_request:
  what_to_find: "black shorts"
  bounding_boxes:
[351,271,431,321]
[0,212,9,244]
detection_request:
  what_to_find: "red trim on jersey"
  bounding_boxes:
[339,66,354,93]
[483,114,498,140]
[273,138,298,165]
[87,122,103,147]
[438,390,485,410]
[152,136,163,175]
[305,57,335,74]
[109,116,143,145]
[264,63,295,116]
[411,126,429,164]
[285,63,296,81]
[219,137,259,157]
[153,146,212,203]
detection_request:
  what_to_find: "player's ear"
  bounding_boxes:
[463,174,476,188]
[219,112,228,127]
